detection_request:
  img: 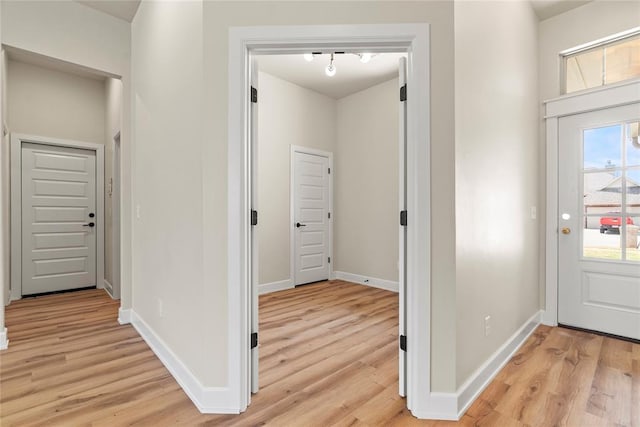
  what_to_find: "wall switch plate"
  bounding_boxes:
[136,205,141,219]
[530,206,537,220]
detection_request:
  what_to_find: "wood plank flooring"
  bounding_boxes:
[0,280,638,426]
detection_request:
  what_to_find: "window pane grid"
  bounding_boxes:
[582,122,640,262]
[564,33,640,94]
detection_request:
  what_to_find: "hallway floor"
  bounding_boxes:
[0,282,637,426]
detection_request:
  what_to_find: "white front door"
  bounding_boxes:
[21,143,97,295]
[293,150,331,286]
[558,103,640,340]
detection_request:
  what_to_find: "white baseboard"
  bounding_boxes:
[455,309,543,418]
[103,279,114,298]
[0,327,8,350]
[258,279,293,295]
[541,309,558,327]
[128,310,241,414]
[333,271,398,293]
[118,308,132,325]
[410,392,458,420]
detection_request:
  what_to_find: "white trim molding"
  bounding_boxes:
[258,279,293,295]
[456,310,542,418]
[544,80,640,327]
[10,134,105,301]
[0,327,8,350]
[117,308,131,325]
[228,23,432,417]
[103,279,115,299]
[128,310,240,414]
[333,271,399,293]
[411,310,543,420]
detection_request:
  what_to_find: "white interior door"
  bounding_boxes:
[293,150,331,285]
[250,56,260,394]
[398,57,408,397]
[21,143,97,295]
[558,103,640,340]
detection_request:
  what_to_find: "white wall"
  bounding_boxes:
[202,0,456,391]
[131,0,207,383]
[537,0,640,307]
[105,78,122,289]
[7,60,105,143]
[257,71,336,286]
[257,72,399,288]
[454,1,540,387]
[335,78,399,283]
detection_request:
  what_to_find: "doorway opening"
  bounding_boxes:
[227,24,432,418]
[3,46,123,316]
[251,50,406,417]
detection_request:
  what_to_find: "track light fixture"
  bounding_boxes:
[302,52,379,77]
[325,53,336,77]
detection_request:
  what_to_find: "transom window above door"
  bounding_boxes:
[563,31,640,94]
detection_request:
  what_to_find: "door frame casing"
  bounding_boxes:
[290,145,334,286]
[228,23,433,418]
[543,79,640,326]
[10,133,105,300]
[110,131,121,300]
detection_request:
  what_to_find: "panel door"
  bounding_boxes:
[293,151,330,285]
[21,143,97,295]
[558,103,640,340]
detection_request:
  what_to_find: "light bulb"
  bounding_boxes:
[325,64,336,77]
[360,53,372,63]
[303,53,314,62]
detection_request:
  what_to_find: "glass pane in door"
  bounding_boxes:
[584,125,622,170]
[627,122,640,167]
[583,216,622,260]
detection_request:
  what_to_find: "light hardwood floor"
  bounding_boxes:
[0,281,638,426]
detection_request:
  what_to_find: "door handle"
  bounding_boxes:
[83,222,95,228]
[561,227,571,235]
[296,222,307,228]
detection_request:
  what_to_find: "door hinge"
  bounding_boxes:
[400,210,407,227]
[251,86,258,103]
[400,335,407,352]
[328,257,331,263]
[251,332,258,349]
[328,212,331,219]
[251,210,258,226]
[400,84,407,102]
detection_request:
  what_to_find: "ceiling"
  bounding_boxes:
[75,0,141,22]
[5,46,111,81]
[530,0,592,21]
[257,53,406,100]
[72,1,592,26]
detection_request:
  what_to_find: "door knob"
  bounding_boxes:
[296,222,307,228]
[561,227,571,235]
[83,222,95,228]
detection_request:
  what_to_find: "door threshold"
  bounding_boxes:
[22,286,98,299]
[295,280,330,288]
[558,323,640,344]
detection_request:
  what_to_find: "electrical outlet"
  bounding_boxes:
[484,315,491,336]
[158,298,164,318]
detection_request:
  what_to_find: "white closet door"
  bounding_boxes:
[21,143,97,295]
